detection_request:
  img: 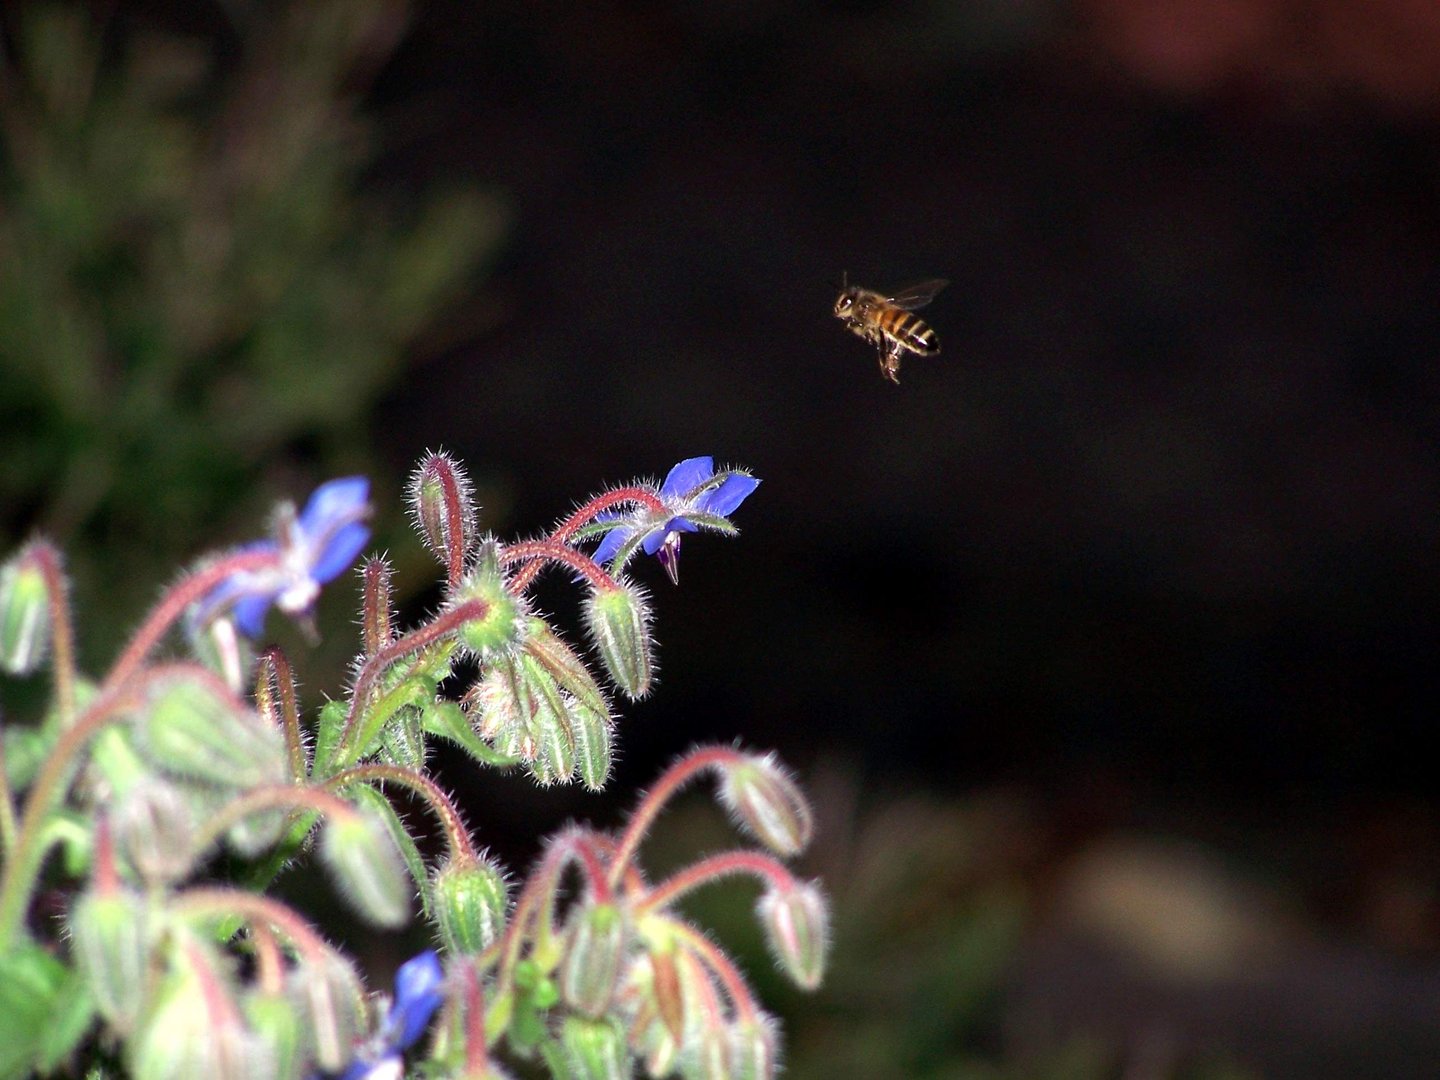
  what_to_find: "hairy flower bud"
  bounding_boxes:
[560,902,627,1017]
[0,545,53,676]
[128,940,257,1080]
[432,855,509,955]
[756,881,829,991]
[717,753,813,857]
[321,811,413,928]
[728,1014,781,1080]
[286,952,366,1074]
[408,451,478,573]
[453,544,526,659]
[583,581,654,699]
[571,696,614,792]
[560,1015,631,1080]
[69,888,152,1033]
[134,672,286,789]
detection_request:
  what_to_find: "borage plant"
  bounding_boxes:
[0,453,828,1080]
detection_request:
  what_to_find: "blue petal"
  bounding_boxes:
[659,457,715,499]
[389,951,445,1050]
[232,592,274,638]
[591,525,634,567]
[697,473,759,516]
[298,476,369,533]
[310,520,370,584]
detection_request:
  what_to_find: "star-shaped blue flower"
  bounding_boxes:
[199,476,372,637]
[337,950,445,1080]
[591,456,759,584]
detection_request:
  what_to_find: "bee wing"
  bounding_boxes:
[886,279,949,311]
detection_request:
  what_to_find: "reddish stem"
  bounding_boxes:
[327,763,480,864]
[607,745,745,890]
[103,548,281,694]
[28,542,76,723]
[637,849,795,914]
[335,598,488,765]
[257,649,307,782]
[500,538,617,593]
[509,485,665,592]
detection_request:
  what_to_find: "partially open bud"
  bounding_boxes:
[432,855,510,955]
[560,1015,631,1080]
[69,887,153,1033]
[717,753,813,858]
[321,810,413,928]
[134,671,287,789]
[560,902,627,1017]
[408,451,479,575]
[0,544,53,676]
[756,881,829,991]
[583,581,654,700]
[452,544,526,660]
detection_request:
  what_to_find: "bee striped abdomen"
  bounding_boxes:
[883,311,939,354]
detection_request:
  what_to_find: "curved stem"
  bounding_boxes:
[104,548,281,694]
[499,539,617,593]
[636,849,794,915]
[607,745,744,891]
[326,763,479,864]
[509,486,665,592]
[191,784,361,856]
[333,599,487,767]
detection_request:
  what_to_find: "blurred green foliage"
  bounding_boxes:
[0,1,504,661]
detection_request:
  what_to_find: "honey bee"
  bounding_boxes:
[833,277,948,383]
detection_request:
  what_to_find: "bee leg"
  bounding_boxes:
[879,343,902,384]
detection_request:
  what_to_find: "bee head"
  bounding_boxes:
[832,272,854,316]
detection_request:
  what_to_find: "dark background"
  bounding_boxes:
[371,1,1439,811]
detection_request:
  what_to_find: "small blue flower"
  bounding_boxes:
[591,456,759,584]
[200,476,372,637]
[336,951,445,1080]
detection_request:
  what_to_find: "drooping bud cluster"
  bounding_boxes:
[0,453,819,1080]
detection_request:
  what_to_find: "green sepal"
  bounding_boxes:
[421,698,519,769]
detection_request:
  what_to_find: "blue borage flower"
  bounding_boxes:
[590,456,759,584]
[337,950,446,1080]
[197,476,372,637]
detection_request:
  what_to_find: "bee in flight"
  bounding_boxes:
[833,277,948,384]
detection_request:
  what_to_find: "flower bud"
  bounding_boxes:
[560,1015,631,1080]
[453,543,526,660]
[128,940,257,1080]
[432,855,510,955]
[756,881,829,991]
[361,555,396,657]
[728,1014,781,1080]
[0,545,53,675]
[244,990,303,1080]
[134,671,286,789]
[525,619,610,717]
[717,754,813,857]
[571,697,614,792]
[686,1025,731,1080]
[286,952,365,1074]
[560,902,627,1017]
[113,780,197,886]
[583,581,654,699]
[379,702,425,770]
[408,451,478,572]
[321,810,413,928]
[520,653,577,785]
[69,887,152,1033]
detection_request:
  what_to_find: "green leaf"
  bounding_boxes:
[0,942,96,1077]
